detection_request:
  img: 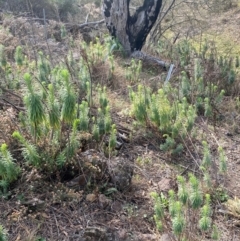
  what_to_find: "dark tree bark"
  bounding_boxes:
[103,0,162,56]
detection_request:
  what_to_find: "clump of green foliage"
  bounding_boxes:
[158,38,238,98]
[151,174,220,240]
[12,68,80,171]
[129,84,196,154]
[180,58,225,118]
[0,45,19,89]
[0,144,20,194]
[126,59,142,84]
[11,47,117,172]
[151,137,228,239]
[0,224,8,241]
[200,141,228,191]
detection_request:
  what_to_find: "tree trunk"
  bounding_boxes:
[103,0,163,56]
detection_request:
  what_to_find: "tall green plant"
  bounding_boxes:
[60,69,76,123]
[23,73,45,141]
[0,224,8,241]
[0,143,20,193]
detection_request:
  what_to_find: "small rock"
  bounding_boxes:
[116,229,127,240]
[111,200,122,212]
[158,178,175,193]
[99,194,111,208]
[107,156,133,191]
[86,194,97,202]
[160,233,174,241]
[83,227,107,241]
[138,233,157,241]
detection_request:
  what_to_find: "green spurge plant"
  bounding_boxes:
[18,68,116,169]
[23,73,45,141]
[60,69,76,123]
[0,44,7,68]
[0,144,20,193]
[13,68,80,172]
[0,224,8,241]
[15,46,24,67]
[180,58,226,118]
[151,174,219,240]
[200,141,228,191]
[129,84,196,153]
[159,38,236,106]
[78,101,89,131]
[177,39,192,67]
[38,52,51,83]
[151,192,164,231]
[199,194,211,232]
[218,147,227,174]
[12,131,41,167]
[126,59,142,83]
[0,45,16,89]
[189,173,203,209]
[92,86,115,144]
[172,201,185,237]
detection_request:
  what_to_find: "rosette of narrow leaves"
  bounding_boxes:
[79,63,90,92]
[92,123,100,142]
[67,51,76,71]
[98,86,108,114]
[199,194,212,231]
[202,167,212,188]
[172,201,185,236]
[38,52,51,83]
[181,71,191,98]
[197,77,204,96]
[0,44,7,68]
[177,40,191,66]
[189,173,203,209]
[108,54,115,78]
[97,108,105,136]
[12,131,40,167]
[0,144,20,193]
[0,224,8,241]
[79,101,89,131]
[202,141,211,168]
[194,58,202,83]
[215,89,225,105]
[104,106,112,133]
[56,152,66,168]
[211,225,220,240]
[168,189,177,218]
[60,24,67,39]
[204,97,212,117]
[218,147,227,174]
[156,89,171,133]
[15,46,24,67]
[23,73,45,139]
[60,69,76,123]
[235,56,239,68]
[151,192,164,231]
[47,84,60,130]
[149,93,161,127]
[129,85,149,124]
[64,119,80,160]
[109,124,117,152]
[92,37,104,63]
[177,176,188,205]
[228,69,236,85]
[160,135,176,152]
